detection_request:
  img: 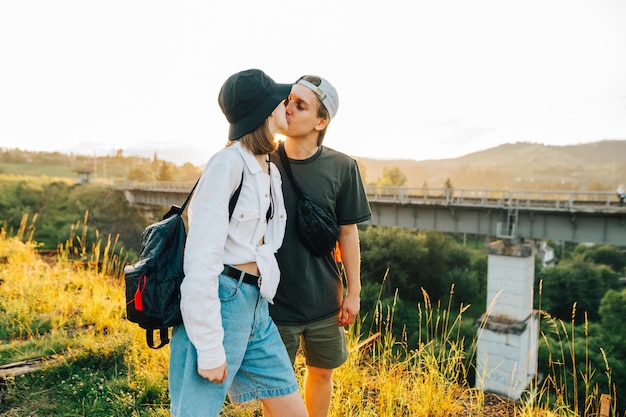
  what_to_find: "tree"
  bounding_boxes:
[360,227,475,304]
[377,166,407,187]
[152,152,161,173]
[576,244,626,275]
[599,288,626,355]
[537,256,620,323]
[127,166,155,182]
[156,161,174,181]
[360,226,428,301]
[585,288,626,412]
[179,162,201,181]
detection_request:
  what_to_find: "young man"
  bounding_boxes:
[269,75,371,417]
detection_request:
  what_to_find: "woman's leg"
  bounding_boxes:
[169,274,254,417]
[227,290,304,412]
[168,325,229,417]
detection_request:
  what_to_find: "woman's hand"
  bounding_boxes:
[198,362,228,384]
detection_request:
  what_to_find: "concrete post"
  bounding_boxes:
[475,240,539,400]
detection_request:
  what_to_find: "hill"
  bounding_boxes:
[355,139,626,190]
[2,140,626,191]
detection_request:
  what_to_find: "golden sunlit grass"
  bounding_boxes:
[0,215,616,416]
[327,322,480,417]
[526,311,617,417]
[0,216,170,416]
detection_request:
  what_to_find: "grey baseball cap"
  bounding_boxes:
[296,76,339,120]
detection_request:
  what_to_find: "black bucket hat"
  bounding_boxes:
[218,69,291,140]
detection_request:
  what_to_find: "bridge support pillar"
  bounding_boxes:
[475,240,539,401]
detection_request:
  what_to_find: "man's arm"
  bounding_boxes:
[337,223,361,326]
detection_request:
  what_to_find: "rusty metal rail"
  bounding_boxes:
[363,186,622,213]
[112,181,625,214]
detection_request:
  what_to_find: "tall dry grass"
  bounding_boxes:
[0,216,617,416]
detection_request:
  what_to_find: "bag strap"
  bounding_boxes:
[165,172,243,220]
[228,172,244,219]
[147,328,170,349]
[278,142,304,199]
[162,179,200,220]
[180,178,200,213]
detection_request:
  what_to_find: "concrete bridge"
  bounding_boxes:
[115,181,626,245]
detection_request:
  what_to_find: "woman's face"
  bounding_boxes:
[267,100,288,136]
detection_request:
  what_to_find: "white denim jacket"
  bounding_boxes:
[180,141,286,370]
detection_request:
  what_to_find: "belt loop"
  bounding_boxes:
[238,270,246,286]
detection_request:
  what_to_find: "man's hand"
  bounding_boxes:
[339,292,360,326]
[198,362,228,384]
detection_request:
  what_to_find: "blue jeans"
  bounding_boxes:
[169,273,299,417]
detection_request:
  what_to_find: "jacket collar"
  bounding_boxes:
[232,141,263,174]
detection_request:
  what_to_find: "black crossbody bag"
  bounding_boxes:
[278,142,339,257]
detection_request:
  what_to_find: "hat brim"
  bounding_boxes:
[228,83,291,140]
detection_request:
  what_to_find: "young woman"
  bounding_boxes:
[168,69,307,417]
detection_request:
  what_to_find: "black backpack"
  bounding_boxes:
[124,174,243,349]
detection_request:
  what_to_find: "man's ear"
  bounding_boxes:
[314,117,329,132]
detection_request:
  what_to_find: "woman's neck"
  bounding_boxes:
[255,154,269,173]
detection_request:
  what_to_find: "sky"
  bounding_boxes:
[1,0,625,166]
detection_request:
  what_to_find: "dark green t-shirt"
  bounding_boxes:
[269,145,371,325]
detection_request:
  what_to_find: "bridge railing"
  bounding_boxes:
[363,186,620,212]
[113,181,197,192]
[113,181,621,212]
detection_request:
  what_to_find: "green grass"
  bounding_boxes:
[0,162,79,178]
[0,218,618,416]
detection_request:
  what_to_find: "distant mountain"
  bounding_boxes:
[4,139,624,191]
[57,141,212,166]
[354,140,626,191]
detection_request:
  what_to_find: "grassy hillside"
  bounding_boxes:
[0,175,149,252]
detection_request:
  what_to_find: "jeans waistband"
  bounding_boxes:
[222,264,260,287]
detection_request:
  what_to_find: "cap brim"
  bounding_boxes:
[228,83,291,140]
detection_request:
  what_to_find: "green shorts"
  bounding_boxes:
[276,315,348,369]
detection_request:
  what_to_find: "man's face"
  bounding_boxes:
[284,83,325,138]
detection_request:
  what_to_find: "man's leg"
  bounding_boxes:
[304,365,334,417]
[299,316,349,417]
